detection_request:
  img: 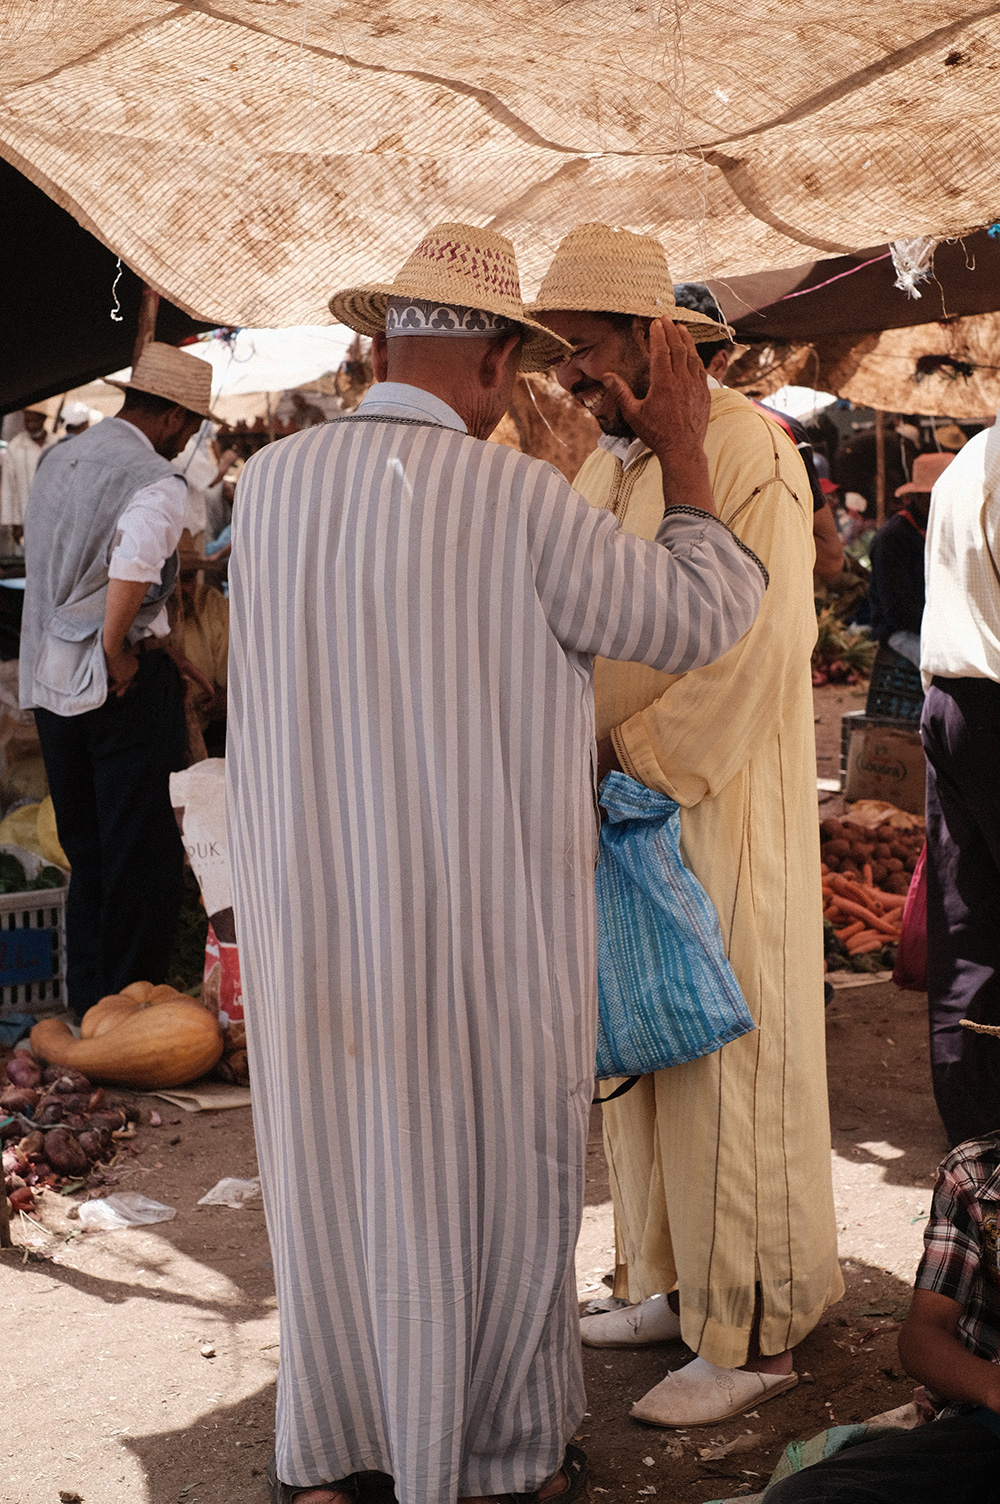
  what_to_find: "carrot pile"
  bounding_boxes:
[822,871,907,958]
[818,808,924,970]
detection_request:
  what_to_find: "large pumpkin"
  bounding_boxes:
[31,985,224,1088]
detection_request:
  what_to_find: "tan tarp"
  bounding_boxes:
[2,3,999,325]
[729,312,1000,419]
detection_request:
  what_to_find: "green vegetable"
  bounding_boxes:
[0,853,27,890]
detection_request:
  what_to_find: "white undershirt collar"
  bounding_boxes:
[357,382,468,434]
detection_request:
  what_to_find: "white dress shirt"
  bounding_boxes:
[0,429,56,526]
[921,422,1000,687]
[106,419,187,637]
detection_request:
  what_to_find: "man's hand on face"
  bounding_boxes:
[601,318,710,466]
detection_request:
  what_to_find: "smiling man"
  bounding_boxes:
[531,223,843,1429]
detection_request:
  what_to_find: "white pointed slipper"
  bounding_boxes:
[630,1356,798,1427]
[580,1293,682,1348]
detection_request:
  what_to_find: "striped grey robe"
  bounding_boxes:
[226,384,765,1503]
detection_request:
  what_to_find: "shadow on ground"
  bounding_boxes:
[577,978,942,1503]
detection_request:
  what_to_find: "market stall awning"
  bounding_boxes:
[728,311,1000,421]
[3,2,999,329]
[708,230,1000,342]
[0,158,211,415]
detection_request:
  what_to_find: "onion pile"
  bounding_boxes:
[1,1051,137,1214]
[213,1018,249,1087]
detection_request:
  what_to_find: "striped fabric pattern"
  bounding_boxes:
[594,773,754,1079]
[226,407,765,1502]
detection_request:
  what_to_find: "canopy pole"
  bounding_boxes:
[875,410,886,528]
[132,284,160,366]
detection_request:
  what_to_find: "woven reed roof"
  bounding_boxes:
[3,2,999,327]
[729,313,1000,420]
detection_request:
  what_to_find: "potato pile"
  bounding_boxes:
[819,815,923,897]
[1,1051,138,1215]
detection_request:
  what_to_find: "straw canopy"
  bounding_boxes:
[329,224,569,373]
[108,341,215,421]
[529,224,732,343]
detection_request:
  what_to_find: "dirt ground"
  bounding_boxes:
[1,689,944,1504]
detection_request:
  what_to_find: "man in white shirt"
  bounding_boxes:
[20,343,214,1019]
[1,407,55,547]
[919,414,1000,1145]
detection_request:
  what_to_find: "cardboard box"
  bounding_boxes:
[841,712,926,815]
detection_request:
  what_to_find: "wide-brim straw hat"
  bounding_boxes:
[933,423,968,452]
[109,340,215,421]
[329,223,569,373]
[528,223,733,343]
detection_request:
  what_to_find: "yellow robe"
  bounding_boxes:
[577,388,843,1367]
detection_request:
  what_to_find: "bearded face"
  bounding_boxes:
[537,311,651,439]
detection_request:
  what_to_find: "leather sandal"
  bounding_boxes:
[267,1455,363,1504]
[482,1441,588,1504]
[580,1293,681,1348]
[630,1357,798,1427]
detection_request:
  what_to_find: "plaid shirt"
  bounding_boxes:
[915,1133,1000,1416]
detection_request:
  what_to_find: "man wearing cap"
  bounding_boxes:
[919,416,1000,1146]
[531,224,843,1427]
[226,222,768,1504]
[59,401,93,438]
[0,406,55,548]
[869,452,953,670]
[20,341,213,1018]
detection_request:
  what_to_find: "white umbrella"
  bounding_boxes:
[182,326,356,399]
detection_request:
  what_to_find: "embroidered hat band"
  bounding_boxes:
[329,223,569,372]
[385,297,515,339]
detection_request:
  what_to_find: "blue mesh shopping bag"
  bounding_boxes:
[595,772,754,1084]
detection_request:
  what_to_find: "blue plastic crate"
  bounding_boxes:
[0,885,67,1017]
[865,644,924,721]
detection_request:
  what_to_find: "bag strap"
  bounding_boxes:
[593,1075,641,1105]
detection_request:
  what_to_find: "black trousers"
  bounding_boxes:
[764,1414,1000,1503]
[35,650,187,1020]
[920,676,1000,1145]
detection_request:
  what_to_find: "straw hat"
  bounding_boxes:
[329,223,569,373]
[933,423,967,452]
[961,1019,1000,1037]
[895,451,954,496]
[109,341,215,420]
[528,223,733,342]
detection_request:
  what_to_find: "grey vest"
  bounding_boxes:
[19,418,180,715]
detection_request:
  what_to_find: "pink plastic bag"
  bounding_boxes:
[893,843,927,991]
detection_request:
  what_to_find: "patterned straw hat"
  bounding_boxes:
[329,223,570,373]
[529,223,733,343]
[109,340,215,420]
